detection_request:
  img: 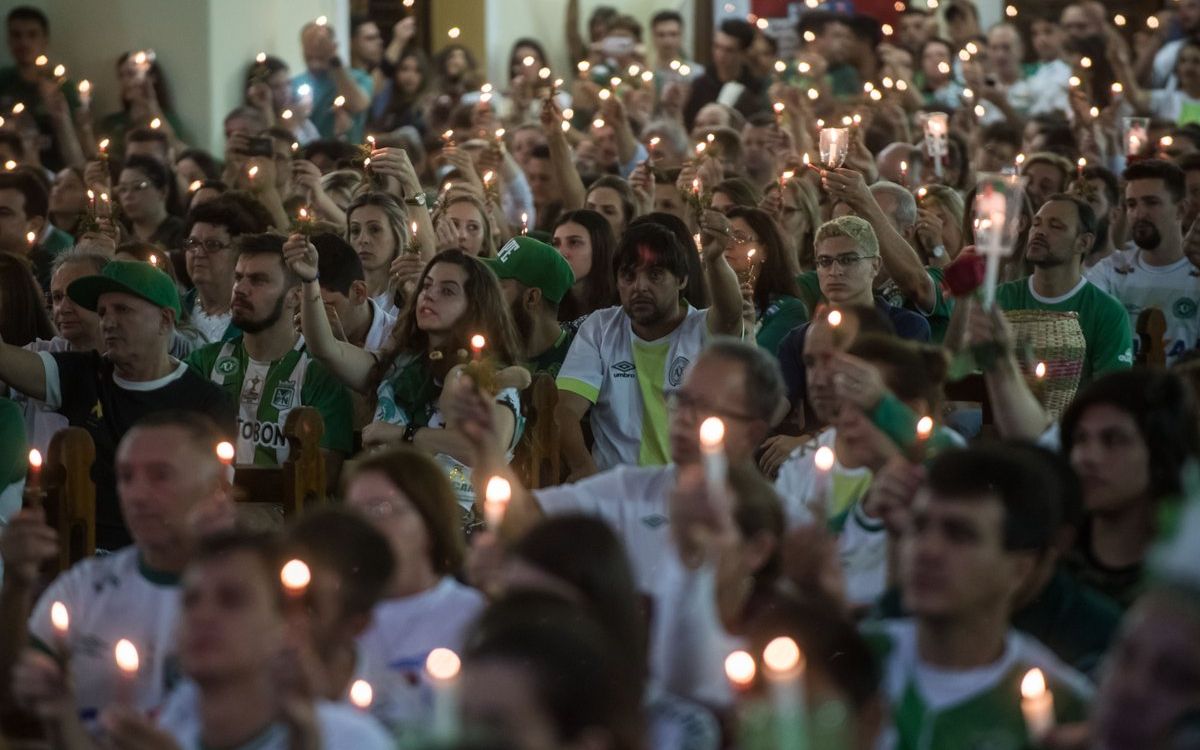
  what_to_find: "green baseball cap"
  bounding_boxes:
[485,237,576,304]
[68,260,183,319]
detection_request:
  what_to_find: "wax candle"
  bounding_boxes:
[818,128,849,169]
[699,417,727,497]
[1021,668,1055,742]
[724,650,756,692]
[78,80,92,110]
[280,559,311,597]
[975,186,1008,309]
[114,639,139,706]
[762,636,807,750]
[484,476,511,530]
[520,212,528,235]
[925,113,949,178]
[470,334,486,362]
[27,448,42,490]
[349,679,374,710]
[50,600,69,653]
[426,647,461,739]
[899,160,908,187]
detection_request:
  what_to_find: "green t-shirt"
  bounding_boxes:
[631,338,672,466]
[994,277,1133,384]
[185,337,352,466]
[0,397,27,487]
[526,327,575,378]
[755,295,808,356]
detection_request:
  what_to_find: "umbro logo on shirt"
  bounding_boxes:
[611,361,636,378]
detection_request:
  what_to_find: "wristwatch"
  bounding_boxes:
[405,193,426,207]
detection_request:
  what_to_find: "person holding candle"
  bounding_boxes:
[343,191,411,317]
[5,411,233,729]
[181,197,264,344]
[292,20,373,144]
[864,444,1093,749]
[584,176,638,238]
[184,233,352,475]
[555,219,744,478]
[0,169,61,290]
[1086,160,1200,366]
[485,236,578,377]
[94,50,187,164]
[436,192,497,259]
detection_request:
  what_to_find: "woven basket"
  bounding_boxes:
[1005,309,1087,419]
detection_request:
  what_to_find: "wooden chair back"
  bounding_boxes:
[43,427,96,572]
[512,373,562,489]
[233,407,326,517]
[1136,307,1168,368]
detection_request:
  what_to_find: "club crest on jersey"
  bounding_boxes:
[668,356,690,386]
[215,357,239,376]
[1175,297,1198,320]
[272,381,297,409]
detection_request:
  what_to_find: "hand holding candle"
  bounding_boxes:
[483,476,511,530]
[1021,668,1055,742]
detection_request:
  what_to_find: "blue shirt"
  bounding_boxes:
[293,68,374,143]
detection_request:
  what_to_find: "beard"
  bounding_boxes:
[1131,220,1162,250]
[232,293,286,334]
[510,298,534,340]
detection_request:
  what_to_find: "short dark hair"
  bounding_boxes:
[121,154,171,192]
[650,10,683,28]
[847,13,883,45]
[288,507,395,618]
[185,195,263,239]
[1061,368,1200,501]
[233,233,298,284]
[0,169,48,219]
[529,144,552,162]
[1177,151,1200,177]
[130,410,229,456]
[628,212,707,309]
[7,6,47,33]
[1042,192,1097,236]
[924,442,1063,551]
[718,18,755,49]
[1122,158,1187,203]
[1080,164,1120,209]
[313,232,364,296]
[191,529,286,607]
[127,127,170,149]
[612,220,688,281]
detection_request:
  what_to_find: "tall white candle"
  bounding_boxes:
[762,636,807,750]
[699,417,727,497]
[114,639,139,706]
[1021,668,1055,742]
[425,647,461,739]
[484,476,511,530]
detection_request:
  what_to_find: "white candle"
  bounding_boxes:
[27,448,43,490]
[1021,668,1055,742]
[425,647,461,739]
[724,649,756,691]
[812,446,835,519]
[818,128,849,169]
[50,600,69,653]
[520,212,528,235]
[280,559,311,600]
[762,636,807,749]
[349,679,373,710]
[215,441,235,482]
[975,186,1008,309]
[925,113,949,177]
[114,639,139,706]
[698,417,727,497]
[77,80,92,110]
[484,476,511,530]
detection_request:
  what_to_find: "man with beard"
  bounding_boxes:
[485,236,577,377]
[1086,160,1200,365]
[186,233,351,471]
[556,220,743,477]
[990,194,1132,384]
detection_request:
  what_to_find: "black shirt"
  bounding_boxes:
[46,351,235,550]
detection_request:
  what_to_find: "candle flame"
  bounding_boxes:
[410,220,418,236]
[349,679,373,708]
[281,559,311,591]
[1021,668,1047,699]
[724,650,756,686]
[29,448,43,469]
[11,102,23,115]
[79,80,91,94]
[827,309,843,327]
[149,254,158,267]
[186,180,202,193]
[256,52,266,63]
[447,26,461,39]
[470,334,487,351]
[781,170,794,181]
[51,601,69,633]
[25,230,35,244]
[215,441,235,462]
[248,165,259,179]
[425,647,461,680]
[442,129,454,142]
[814,446,835,471]
[916,416,934,438]
[333,95,346,108]
[762,636,803,674]
[699,417,725,448]
[1162,136,1175,148]
[1035,361,1047,378]
[485,476,512,504]
[315,15,328,26]
[1112,82,1124,94]
[299,207,309,220]
[149,117,162,129]
[99,138,110,152]
[773,101,785,114]
[53,64,66,78]
[115,639,139,673]
[35,55,48,67]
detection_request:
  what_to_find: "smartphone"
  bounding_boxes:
[243,136,274,157]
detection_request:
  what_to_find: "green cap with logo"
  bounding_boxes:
[484,236,576,304]
[68,260,183,319]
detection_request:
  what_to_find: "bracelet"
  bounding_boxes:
[402,423,418,442]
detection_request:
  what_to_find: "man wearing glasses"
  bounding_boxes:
[182,197,265,343]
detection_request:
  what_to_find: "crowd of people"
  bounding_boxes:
[1,0,1200,747]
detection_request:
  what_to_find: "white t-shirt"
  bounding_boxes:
[29,547,181,727]
[1085,251,1200,364]
[557,306,710,471]
[156,681,393,750]
[364,299,398,353]
[355,577,485,733]
[15,336,70,453]
[371,291,400,320]
[1153,39,1185,90]
[1007,60,1072,118]
[190,298,233,344]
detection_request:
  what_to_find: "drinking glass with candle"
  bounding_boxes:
[973,172,1027,309]
[1123,117,1150,159]
[924,112,949,178]
[818,128,849,169]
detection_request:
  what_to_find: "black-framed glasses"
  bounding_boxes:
[667,391,759,423]
[183,237,232,255]
[815,253,876,269]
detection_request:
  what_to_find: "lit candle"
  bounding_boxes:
[975,183,1009,310]
[315,15,328,26]
[520,212,529,235]
[50,600,69,654]
[773,101,786,127]
[333,95,346,110]
[148,254,158,267]
[762,636,806,750]
[27,448,42,490]
[34,55,47,69]
[1035,361,1047,379]
[78,80,92,110]
[409,220,420,253]
[11,102,24,115]
[925,113,949,178]
[247,165,259,184]
[724,650,756,692]
[1021,668,1055,742]
[255,51,267,63]
[1076,157,1086,180]
[916,416,933,441]
[447,26,461,39]
[818,128,849,169]
[25,230,36,246]
[899,160,909,187]
[349,679,373,710]
[4,159,16,171]
[813,445,835,516]
[484,476,511,530]
[425,647,461,739]
[114,638,140,706]
[699,417,727,497]
[470,334,486,362]
[281,558,311,597]
[149,117,162,130]
[779,169,794,192]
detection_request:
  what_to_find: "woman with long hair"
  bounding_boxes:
[369,47,432,137]
[434,192,497,258]
[765,177,820,272]
[913,184,964,266]
[721,206,806,356]
[287,237,525,517]
[96,51,187,160]
[552,209,618,323]
[585,175,638,237]
[346,191,411,317]
[116,154,185,248]
[432,44,482,101]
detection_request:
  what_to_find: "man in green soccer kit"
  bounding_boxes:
[186,234,351,475]
[866,445,1092,749]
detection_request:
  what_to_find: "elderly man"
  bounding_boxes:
[0,261,234,549]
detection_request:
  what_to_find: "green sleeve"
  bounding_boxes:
[794,270,822,315]
[756,297,809,356]
[1087,292,1134,377]
[302,362,354,455]
[0,398,27,486]
[868,393,958,457]
[184,343,217,377]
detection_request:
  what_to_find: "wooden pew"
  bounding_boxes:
[512,373,562,489]
[42,427,96,572]
[1136,307,1168,368]
[233,407,326,518]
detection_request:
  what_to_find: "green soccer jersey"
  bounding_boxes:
[994,276,1133,385]
[526,327,575,378]
[865,620,1093,750]
[756,295,808,357]
[185,337,352,466]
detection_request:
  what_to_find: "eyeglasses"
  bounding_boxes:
[666,391,758,423]
[815,253,877,269]
[115,180,152,195]
[183,237,232,255]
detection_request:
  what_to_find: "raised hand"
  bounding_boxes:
[281,234,319,283]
